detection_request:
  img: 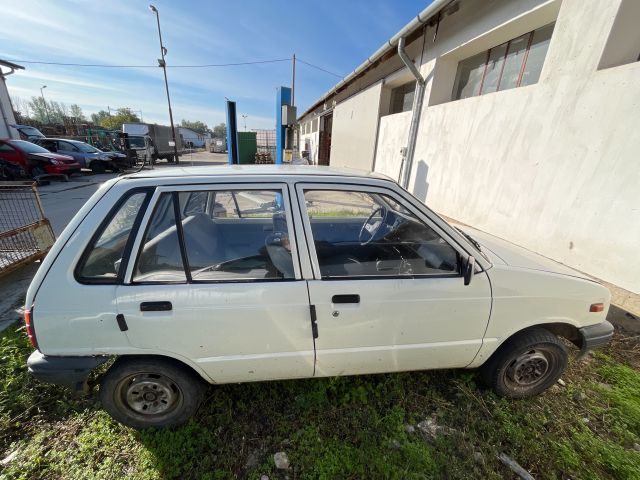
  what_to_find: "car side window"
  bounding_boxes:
[0,143,15,153]
[76,191,149,282]
[303,189,460,279]
[134,193,187,283]
[133,189,295,283]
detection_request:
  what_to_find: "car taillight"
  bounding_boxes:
[24,308,38,348]
[589,303,604,313]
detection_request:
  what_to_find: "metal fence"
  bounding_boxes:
[253,129,276,162]
[0,182,55,277]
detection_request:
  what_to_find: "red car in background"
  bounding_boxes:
[0,139,81,178]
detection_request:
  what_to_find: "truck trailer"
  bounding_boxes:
[122,123,183,163]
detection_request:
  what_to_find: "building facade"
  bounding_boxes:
[298,0,640,302]
[0,60,23,139]
[178,127,208,148]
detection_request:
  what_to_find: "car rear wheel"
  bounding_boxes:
[99,356,207,429]
[481,328,568,398]
[91,161,106,174]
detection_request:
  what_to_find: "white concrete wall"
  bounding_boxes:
[393,0,639,293]
[304,0,640,293]
[0,76,19,139]
[329,81,383,171]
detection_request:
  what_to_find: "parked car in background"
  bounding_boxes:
[0,138,80,178]
[24,166,613,429]
[33,138,117,173]
[10,124,46,141]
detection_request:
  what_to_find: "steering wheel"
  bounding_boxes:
[358,207,386,244]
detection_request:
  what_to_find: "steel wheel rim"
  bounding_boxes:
[118,373,182,416]
[507,349,551,386]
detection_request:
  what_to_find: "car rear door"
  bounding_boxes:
[116,183,316,383]
[296,182,492,377]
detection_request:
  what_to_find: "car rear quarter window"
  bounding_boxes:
[76,190,151,283]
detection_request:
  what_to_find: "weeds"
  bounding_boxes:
[1,321,639,479]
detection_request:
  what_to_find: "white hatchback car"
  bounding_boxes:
[25,166,613,428]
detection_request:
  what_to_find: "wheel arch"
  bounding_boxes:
[473,321,581,368]
[108,353,214,385]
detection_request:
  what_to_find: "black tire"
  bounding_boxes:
[31,166,45,178]
[99,356,207,429]
[480,327,568,398]
[91,161,106,174]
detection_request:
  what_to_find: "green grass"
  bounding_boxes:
[1,321,639,479]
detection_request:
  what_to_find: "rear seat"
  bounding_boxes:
[138,213,224,272]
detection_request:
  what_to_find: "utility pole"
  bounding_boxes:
[40,85,50,124]
[149,4,179,164]
[241,114,248,131]
[291,53,296,107]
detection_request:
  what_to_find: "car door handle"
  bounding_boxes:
[140,301,172,312]
[332,294,360,304]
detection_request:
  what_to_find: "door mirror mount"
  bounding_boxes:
[464,255,475,286]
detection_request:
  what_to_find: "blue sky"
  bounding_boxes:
[1,0,428,129]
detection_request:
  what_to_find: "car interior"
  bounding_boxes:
[80,189,461,284]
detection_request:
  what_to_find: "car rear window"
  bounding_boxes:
[75,190,151,283]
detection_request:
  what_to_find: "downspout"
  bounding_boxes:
[397,36,426,189]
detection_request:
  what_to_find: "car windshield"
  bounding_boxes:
[10,140,51,154]
[18,126,45,138]
[128,136,145,148]
[74,142,100,153]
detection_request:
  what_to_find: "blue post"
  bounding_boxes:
[226,100,238,165]
[275,86,291,165]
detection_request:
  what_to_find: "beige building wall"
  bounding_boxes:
[328,81,383,170]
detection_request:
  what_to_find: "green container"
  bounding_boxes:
[236,131,257,164]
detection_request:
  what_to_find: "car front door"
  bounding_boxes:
[56,141,84,165]
[116,183,315,383]
[296,183,492,377]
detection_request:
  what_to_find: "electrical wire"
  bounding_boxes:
[296,58,344,78]
[6,58,291,68]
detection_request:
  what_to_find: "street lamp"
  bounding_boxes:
[241,114,248,131]
[149,4,179,163]
[40,85,50,124]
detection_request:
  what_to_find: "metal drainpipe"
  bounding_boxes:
[397,36,426,189]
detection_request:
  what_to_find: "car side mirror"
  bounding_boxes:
[464,255,475,286]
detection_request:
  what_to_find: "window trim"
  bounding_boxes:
[124,182,303,285]
[74,187,154,285]
[295,182,473,281]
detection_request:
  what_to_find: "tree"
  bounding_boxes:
[69,104,85,121]
[28,96,49,123]
[91,110,110,125]
[12,96,30,119]
[212,122,226,139]
[99,108,140,130]
[180,119,209,133]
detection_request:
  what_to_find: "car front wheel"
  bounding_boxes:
[481,328,568,398]
[99,356,207,429]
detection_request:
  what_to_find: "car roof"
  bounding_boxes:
[124,164,394,181]
[39,138,85,144]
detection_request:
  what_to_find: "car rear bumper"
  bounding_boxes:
[579,321,614,353]
[27,350,109,392]
[45,165,81,175]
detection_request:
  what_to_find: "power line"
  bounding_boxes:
[296,58,344,78]
[6,58,291,68]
